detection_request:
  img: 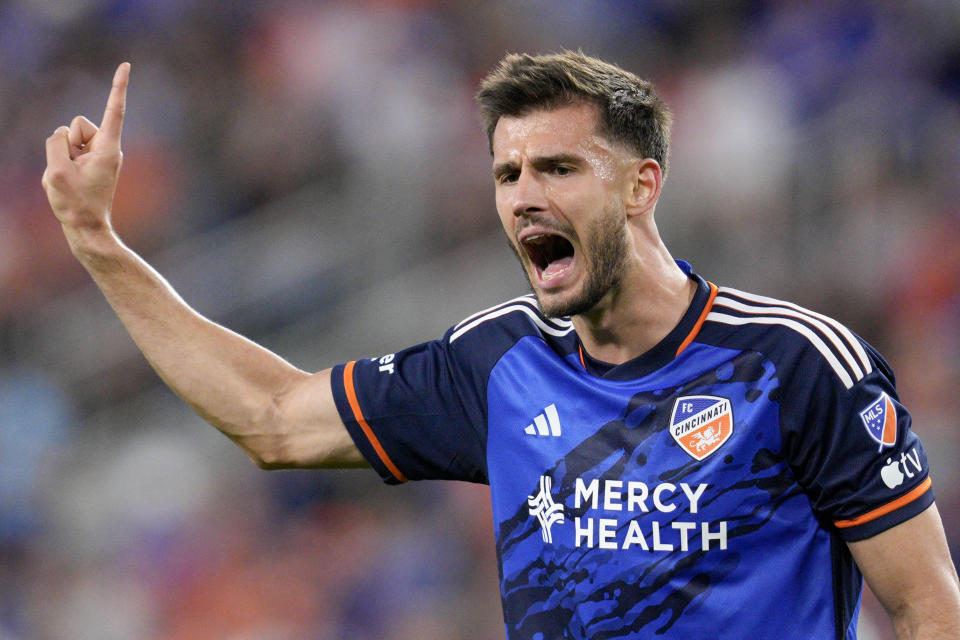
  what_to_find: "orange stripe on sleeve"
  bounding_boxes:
[833,477,932,529]
[676,282,719,357]
[343,361,407,483]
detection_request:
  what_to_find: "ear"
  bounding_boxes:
[624,158,663,217]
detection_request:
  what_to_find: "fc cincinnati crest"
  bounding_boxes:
[669,396,734,461]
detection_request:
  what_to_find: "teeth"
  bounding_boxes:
[523,234,546,244]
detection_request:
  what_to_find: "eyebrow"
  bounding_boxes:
[492,153,584,178]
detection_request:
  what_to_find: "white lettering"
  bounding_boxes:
[575,478,599,510]
[377,354,395,373]
[627,482,649,512]
[623,520,649,550]
[653,483,677,513]
[604,480,623,511]
[900,449,920,478]
[681,483,708,514]
[673,521,697,551]
[702,521,728,550]
[557,478,726,552]
[599,519,618,549]
[904,448,922,473]
[652,521,674,551]
[575,517,593,547]
[572,480,710,514]
[569,517,730,551]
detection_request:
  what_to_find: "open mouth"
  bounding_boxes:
[520,233,575,281]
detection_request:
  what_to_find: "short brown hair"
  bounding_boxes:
[476,50,673,175]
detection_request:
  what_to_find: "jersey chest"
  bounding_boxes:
[483,338,805,552]
[483,340,836,637]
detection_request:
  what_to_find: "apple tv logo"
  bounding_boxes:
[880,448,923,489]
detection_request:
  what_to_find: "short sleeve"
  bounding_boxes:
[782,343,933,542]
[330,334,488,485]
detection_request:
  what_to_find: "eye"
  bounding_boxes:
[497,170,519,184]
[552,165,573,176]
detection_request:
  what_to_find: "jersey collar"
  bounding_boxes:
[577,263,717,381]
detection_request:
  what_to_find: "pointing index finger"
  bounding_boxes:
[99,62,130,146]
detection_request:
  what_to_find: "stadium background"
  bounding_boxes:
[2,0,959,637]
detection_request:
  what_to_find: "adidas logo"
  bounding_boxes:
[524,404,562,437]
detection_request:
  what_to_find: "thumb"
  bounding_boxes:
[45,126,72,172]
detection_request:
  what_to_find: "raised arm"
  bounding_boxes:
[848,504,960,639]
[41,63,364,469]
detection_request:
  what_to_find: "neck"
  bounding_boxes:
[572,222,697,366]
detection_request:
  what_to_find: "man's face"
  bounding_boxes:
[492,102,633,318]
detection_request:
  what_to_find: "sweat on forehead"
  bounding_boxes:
[493,104,630,162]
[491,105,625,184]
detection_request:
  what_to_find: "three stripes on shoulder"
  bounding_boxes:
[706,287,872,390]
[450,295,573,344]
[448,289,872,392]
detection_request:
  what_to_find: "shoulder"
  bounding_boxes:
[698,285,877,391]
[441,293,578,376]
[447,294,575,347]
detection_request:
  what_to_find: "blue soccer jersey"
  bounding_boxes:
[330,262,933,639]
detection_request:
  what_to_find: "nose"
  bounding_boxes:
[510,169,547,218]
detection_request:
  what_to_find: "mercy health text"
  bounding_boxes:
[571,478,728,552]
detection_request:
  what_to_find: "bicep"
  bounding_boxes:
[848,503,960,636]
[263,368,368,469]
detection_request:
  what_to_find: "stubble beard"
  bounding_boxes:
[509,208,629,319]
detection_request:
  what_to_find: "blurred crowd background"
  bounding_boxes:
[1,0,959,638]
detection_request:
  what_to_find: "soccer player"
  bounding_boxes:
[43,52,960,638]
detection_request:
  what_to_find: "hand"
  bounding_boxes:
[42,62,130,235]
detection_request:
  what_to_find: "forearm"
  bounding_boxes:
[67,226,305,460]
